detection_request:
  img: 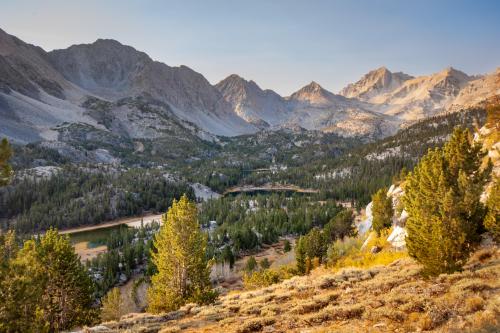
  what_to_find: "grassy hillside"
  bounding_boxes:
[90,244,499,333]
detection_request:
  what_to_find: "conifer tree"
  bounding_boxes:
[0,138,12,186]
[303,227,327,263]
[0,234,48,333]
[1,229,96,332]
[245,256,257,272]
[148,195,216,313]
[484,177,500,241]
[101,288,124,322]
[324,209,355,242]
[283,239,291,252]
[222,245,235,269]
[371,188,394,235]
[34,229,97,331]
[295,236,306,274]
[403,128,491,276]
[260,258,270,269]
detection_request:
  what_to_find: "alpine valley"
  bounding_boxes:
[1,12,500,333]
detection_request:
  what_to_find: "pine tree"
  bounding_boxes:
[245,256,257,272]
[34,229,97,331]
[147,195,216,313]
[371,188,394,235]
[295,236,306,274]
[484,177,500,241]
[0,229,96,332]
[283,239,291,252]
[403,128,491,276]
[260,258,270,269]
[0,234,48,333]
[303,228,327,263]
[101,288,124,322]
[222,245,235,269]
[324,210,355,242]
[0,138,12,186]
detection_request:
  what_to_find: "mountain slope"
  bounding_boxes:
[215,74,289,128]
[286,82,397,138]
[371,67,473,121]
[0,27,498,145]
[0,28,256,144]
[85,245,500,333]
[48,39,257,136]
[450,68,500,111]
[339,67,413,103]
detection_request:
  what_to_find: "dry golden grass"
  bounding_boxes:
[89,245,500,332]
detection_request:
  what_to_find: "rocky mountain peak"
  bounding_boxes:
[303,81,323,92]
[216,74,288,127]
[436,67,470,83]
[290,81,340,106]
[340,67,413,101]
[216,74,258,94]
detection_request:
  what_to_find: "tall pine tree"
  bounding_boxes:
[148,195,216,313]
[0,229,96,332]
[34,229,97,331]
[403,128,491,276]
[371,187,394,235]
[0,138,12,186]
[295,236,306,274]
[484,177,500,241]
[101,287,125,322]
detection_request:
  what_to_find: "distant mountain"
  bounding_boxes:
[339,67,413,103]
[449,68,500,111]
[47,39,256,137]
[284,81,396,138]
[289,81,345,106]
[376,67,473,121]
[0,27,498,147]
[0,28,256,144]
[215,74,288,128]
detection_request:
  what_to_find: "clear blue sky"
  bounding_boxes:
[1,0,499,95]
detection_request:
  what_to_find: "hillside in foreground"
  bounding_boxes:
[84,243,500,333]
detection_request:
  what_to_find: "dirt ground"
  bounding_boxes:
[74,242,107,262]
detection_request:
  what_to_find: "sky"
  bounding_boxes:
[1,0,499,95]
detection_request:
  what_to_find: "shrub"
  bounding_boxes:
[327,236,363,266]
[237,317,275,333]
[243,267,294,290]
[245,256,257,272]
[260,258,271,269]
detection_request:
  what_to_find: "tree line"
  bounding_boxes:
[0,166,194,233]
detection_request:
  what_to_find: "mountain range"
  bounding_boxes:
[0,27,498,145]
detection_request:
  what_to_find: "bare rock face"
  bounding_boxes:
[48,40,256,136]
[340,67,413,103]
[216,74,289,128]
[378,67,472,120]
[0,27,498,144]
[339,66,497,125]
[449,68,500,111]
[0,28,70,99]
[286,81,395,139]
[48,39,151,99]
